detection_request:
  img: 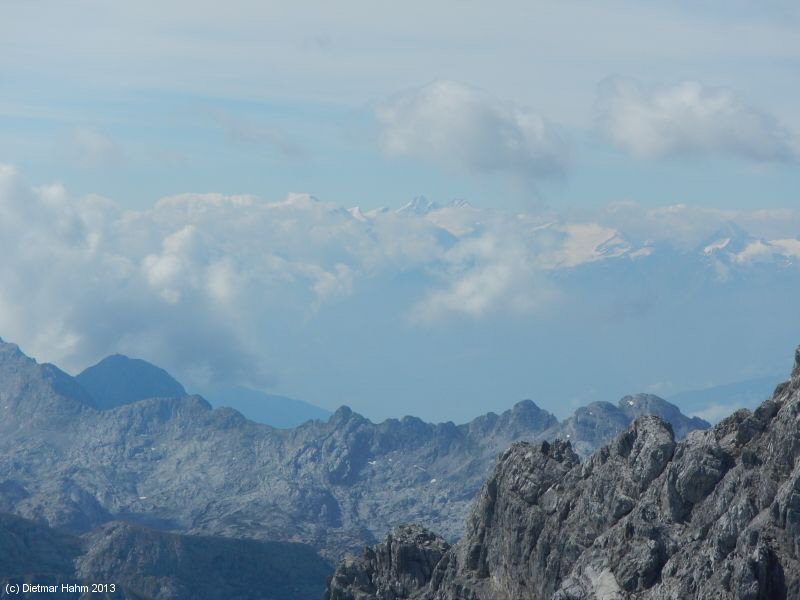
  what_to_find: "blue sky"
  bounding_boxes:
[1,1,799,422]
[3,1,799,210]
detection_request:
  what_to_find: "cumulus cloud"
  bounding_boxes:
[409,230,556,323]
[0,173,357,388]
[0,166,572,389]
[596,77,797,162]
[375,80,569,179]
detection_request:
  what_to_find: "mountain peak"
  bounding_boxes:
[329,405,356,426]
[507,399,559,429]
[617,393,709,439]
[397,196,440,215]
[77,354,186,410]
[0,339,96,424]
[700,221,758,256]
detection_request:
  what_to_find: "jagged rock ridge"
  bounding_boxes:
[327,347,800,599]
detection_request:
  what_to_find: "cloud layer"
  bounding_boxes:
[2,165,799,419]
[597,78,797,162]
[0,167,558,388]
[376,80,569,179]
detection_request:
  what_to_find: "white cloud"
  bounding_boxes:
[2,165,800,397]
[597,78,797,162]
[376,80,569,179]
[409,231,556,322]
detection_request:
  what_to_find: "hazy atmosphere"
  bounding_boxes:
[3,1,799,422]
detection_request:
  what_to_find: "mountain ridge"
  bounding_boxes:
[0,337,708,563]
[325,346,800,599]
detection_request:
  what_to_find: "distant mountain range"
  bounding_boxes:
[200,385,332,429]
[76,353,331,428]
[0,338,707,570]
[6,333,795,598]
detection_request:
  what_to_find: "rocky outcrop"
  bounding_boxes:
[548,394,707,458]
[326,525,450,600]
[428,417,676,600]
[327,346,800,599]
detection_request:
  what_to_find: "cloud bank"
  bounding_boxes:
[0,167,556,387]
[597,78,797,162]
[2,165,799,413]
[376,80,569,179]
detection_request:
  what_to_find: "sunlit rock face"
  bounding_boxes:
[327,347,800,600]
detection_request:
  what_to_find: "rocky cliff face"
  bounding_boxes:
[0,338,707,563]
[326,347,800,599]
[326,525,450,600]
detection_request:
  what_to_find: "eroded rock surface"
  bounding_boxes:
[327,525,450,600]
[327,347,800,599]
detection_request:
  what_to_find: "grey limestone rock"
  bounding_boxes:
[0,338,708,567]
[327,345,800,600]
[326,524,450,600]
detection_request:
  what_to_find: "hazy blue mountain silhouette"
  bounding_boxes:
[77,354,186,409]
[203,385,331,428]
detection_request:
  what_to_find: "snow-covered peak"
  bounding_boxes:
[348,206,368,222]
[541,223,633,268]
[397,196,440,215]
[703,237,731,254]
[733,238,800,265]
[698,222,753,256]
